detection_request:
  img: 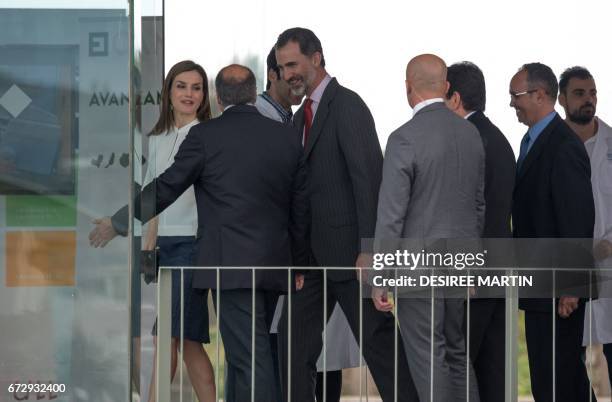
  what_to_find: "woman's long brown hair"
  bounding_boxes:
[150,60,211,135]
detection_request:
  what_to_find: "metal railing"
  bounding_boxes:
[154,266,605,402]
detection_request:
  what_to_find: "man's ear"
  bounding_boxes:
[267,69,277,84]
[558,92,567,109]
[216,94,224,110]
[447,91,461,111]
[312,52,322,67]
[535,88,548,105]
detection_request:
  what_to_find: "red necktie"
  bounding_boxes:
[303,98,313,146]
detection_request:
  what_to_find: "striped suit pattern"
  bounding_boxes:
[278,77,419,402]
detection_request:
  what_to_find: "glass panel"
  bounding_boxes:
[0,3,133,401]
[134,2,165,401]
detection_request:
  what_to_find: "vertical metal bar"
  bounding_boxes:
[127,0,137,399]
[430,286,435,402]
[587,292,593,402]
[466,283,471,402]
[359,266,364,402]
[323,268,327,402]
[180,268,184,402]
[552,272,556,402]
[252,268,256,402]
[589,266,594,402]
[585,269,595,402]
[216,268,221,402]
[394,268,398,402]
[157,268,172,402]
[288,267,292,402]
[505,268,518,402]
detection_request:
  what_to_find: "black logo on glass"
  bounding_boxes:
[89,32,109,57]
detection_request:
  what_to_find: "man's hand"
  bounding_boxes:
[372,287,393,312]
[594,239,612,261]
[295,273,304,291]
[558,296,579,318]
[89,217,118,248]
[355,252,372,281]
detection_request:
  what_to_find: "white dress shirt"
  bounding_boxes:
[143,119,199,236]
[412,98,444,116]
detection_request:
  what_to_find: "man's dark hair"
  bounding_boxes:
[559,66,593,95]
[266,47,279,91]
[215,64,257,106]
[446,61,486,112]
[275,27,325,67]
[520,62,558,102]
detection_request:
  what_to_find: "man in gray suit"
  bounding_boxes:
[372,54,484,402]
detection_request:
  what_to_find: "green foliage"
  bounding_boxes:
[518,310,533,397]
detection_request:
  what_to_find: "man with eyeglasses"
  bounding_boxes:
[510,63,595,402]
[558,66,612,392]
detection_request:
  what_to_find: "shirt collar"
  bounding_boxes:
[223,103,254,112]
[412,98,444,116]
[527,111,557,149]
[261,91,293,123]
[308,74,332,105]
[464,110,476,120]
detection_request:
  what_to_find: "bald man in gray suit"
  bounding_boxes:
[372,54,484,402]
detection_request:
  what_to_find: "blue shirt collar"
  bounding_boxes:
[526,111,557,152]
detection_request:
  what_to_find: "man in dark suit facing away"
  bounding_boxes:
[89,64,309,402]
[445,61,516,402]
[510,62,595,402]
[274,27,418,402]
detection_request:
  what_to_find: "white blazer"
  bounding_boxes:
[584,118,612,345]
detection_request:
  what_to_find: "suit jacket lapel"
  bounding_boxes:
[293,106,305,144]
[516,114,561,185]
[303,78,339,159]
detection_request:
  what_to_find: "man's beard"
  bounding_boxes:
[290,85,306,97]
[568,104,595,125]
[288,72,313,97]
[289,79,306,97]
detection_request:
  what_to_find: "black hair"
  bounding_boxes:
[275,27,325,67]
[266,47,279,91]
[559,66,593,95]
[446,61,486,112]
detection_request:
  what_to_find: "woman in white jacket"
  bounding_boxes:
[145,60,215,402]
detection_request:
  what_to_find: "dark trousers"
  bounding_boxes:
[524,303,594,402]
[466,299,505,402]
[213,289,277,402]
[316,370,342,402]
[278,271,419,402]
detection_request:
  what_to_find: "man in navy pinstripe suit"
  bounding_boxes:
[275,27,419,402]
